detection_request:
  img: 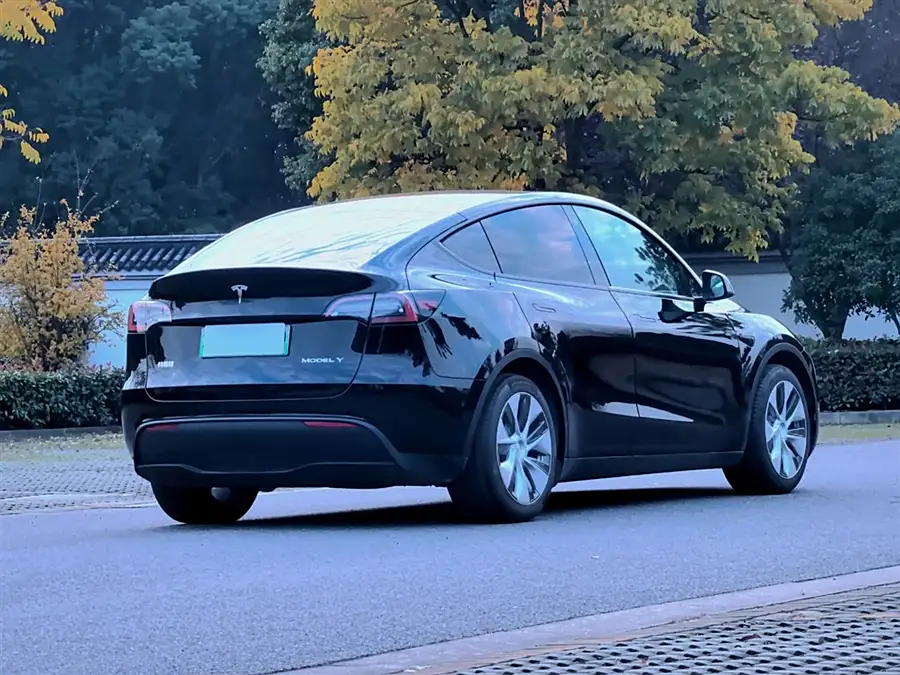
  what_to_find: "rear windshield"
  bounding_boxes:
[173,193,505,273]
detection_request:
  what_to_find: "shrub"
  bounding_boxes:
[0,201,121,372]
[801,338,900,413]
[0,366,124,430]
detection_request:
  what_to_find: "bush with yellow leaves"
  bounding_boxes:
[0,201,121,371]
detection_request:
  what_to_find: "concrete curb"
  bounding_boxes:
[0,426,120,443]
[0,410,895,442]
[819,409,900,425]
[289,565,900,675]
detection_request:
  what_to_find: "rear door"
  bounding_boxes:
[477,205,640,462]
[570,205,745,454]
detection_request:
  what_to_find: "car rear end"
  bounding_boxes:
[122,264,476,490]
[120,199,502,491]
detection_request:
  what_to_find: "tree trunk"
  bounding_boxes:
[813,304,850,341]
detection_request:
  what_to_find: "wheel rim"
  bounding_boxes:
[765,380,808,479]
[496,391,554,506]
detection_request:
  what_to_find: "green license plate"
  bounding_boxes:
[199,323,290,358]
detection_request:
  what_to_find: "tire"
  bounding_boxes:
[448,374,559,523]
[724,364,812,495]
[151,484,258,525]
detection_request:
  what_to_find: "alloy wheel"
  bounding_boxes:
[495,391,554,505]
[765,380,808,479]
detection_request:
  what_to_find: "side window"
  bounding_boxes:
[573,206,700,297]
[441,223,500,273]
[481,206,594,285]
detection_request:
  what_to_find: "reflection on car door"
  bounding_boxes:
[479,205,641,467]
[570,205,745,456]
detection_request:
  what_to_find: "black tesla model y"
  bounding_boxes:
[122,191,819,525]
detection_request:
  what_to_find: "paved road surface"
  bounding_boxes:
[2,441,898,675]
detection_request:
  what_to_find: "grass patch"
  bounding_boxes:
[818,423,899,444]
[0,432,125,462]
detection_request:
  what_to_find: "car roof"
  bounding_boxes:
[170,191,635,274]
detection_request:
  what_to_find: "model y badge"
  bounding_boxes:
[231,284,248,304]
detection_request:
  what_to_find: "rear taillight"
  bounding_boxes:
[127,299,172,334]
[323,291,445,325]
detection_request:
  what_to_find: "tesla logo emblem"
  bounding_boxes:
[231,284,248,304]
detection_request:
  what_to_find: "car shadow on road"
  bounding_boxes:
[205,486,739,531]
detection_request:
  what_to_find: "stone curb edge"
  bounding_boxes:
[289,565,900,675]
[820,409,900,426]
[0,410,896,442]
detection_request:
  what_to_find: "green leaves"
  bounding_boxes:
[0,0,292,237]
[801,338,900,412]
[295,0,899,258]
[785,130,900,338]
[778,60,899,144]
[259,0,328,193]
[0,367,125,430]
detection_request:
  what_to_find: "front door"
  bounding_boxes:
[569,205,745,455]
[478,204,641,462]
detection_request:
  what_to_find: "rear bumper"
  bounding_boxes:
[132,414,466,489]
[123,378,483,489]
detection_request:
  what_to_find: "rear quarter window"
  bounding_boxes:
[440,223,501,273]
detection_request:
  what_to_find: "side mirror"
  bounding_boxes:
[701,269,734,302]
[692,269,734,312]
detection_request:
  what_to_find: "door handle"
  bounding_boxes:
[532,303,557,313]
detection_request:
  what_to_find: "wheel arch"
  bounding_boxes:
[464,350,569,468]
[743,341,819,452]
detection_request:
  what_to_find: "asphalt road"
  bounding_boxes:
[2,441,898,675]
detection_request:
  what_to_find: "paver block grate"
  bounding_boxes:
[456,591,900,675]
[0,454,153,513]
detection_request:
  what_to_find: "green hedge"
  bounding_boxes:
[0,339,898,429]
[0,367,125,431]
[801,338,900,413]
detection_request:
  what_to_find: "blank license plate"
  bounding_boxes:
[199,323,290,358]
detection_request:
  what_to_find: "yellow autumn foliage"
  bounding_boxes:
[0,0,63,163]
[516,0,568,36]
[0,202,121,372]
[305,0,900,259]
